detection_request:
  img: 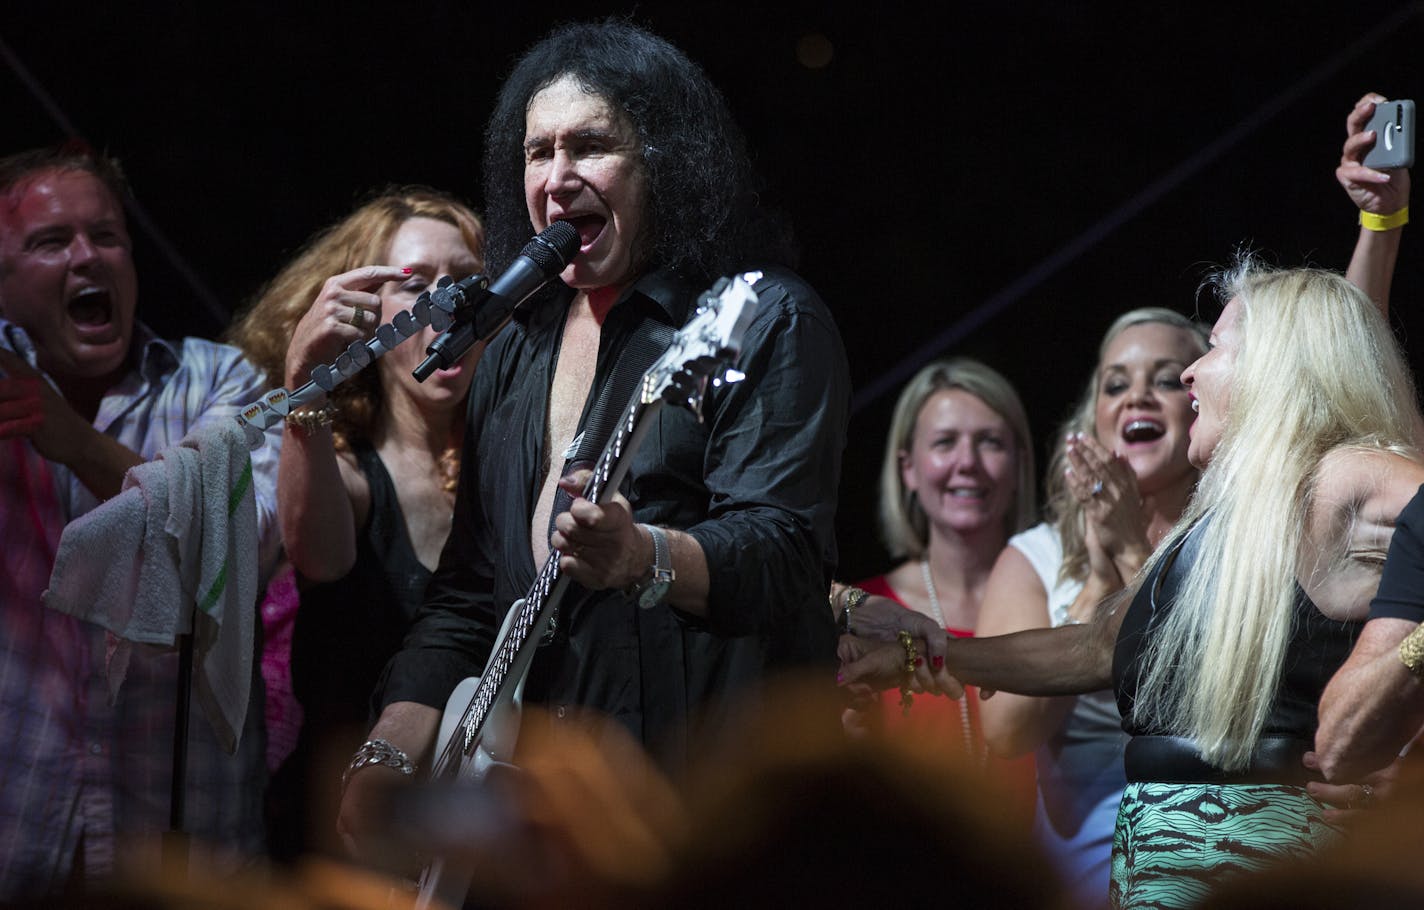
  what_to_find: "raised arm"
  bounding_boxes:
[1339,92,1411,317]
[278,266,402,581]
[0,347,142,500]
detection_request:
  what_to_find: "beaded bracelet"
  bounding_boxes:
[285,404,338,432]
[1360,207,1409,232]
[897,629,917,716]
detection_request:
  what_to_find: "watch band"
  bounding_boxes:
[647,523,670,575]
[629,524,675,608]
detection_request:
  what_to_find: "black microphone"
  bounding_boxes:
[413,221,580,381]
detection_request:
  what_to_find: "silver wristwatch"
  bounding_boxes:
[628,524,675,608]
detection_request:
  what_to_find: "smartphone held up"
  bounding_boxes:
[1363,99,1415,170]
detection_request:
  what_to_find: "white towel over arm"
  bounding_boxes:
[44,421,259,752]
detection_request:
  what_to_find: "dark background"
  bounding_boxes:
[5,2,1422,580]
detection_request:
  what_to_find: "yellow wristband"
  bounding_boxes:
[1360,207,1409,232]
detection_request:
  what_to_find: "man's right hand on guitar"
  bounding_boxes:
[549,469,649,592]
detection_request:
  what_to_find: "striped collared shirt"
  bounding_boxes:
[0,319,280,897]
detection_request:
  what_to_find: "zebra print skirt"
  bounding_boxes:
[1108,781,1341,909]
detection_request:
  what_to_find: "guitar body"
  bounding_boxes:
[416,597,549,909]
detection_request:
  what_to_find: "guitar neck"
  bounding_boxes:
[431,393,667,776]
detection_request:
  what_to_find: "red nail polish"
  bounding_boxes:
[401,267,413,274]
[914,657,924,667]
[932,655,944,669]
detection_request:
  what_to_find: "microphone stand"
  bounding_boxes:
[162,602,195,882]
[234,274,492,446]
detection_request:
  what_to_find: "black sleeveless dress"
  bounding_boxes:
[291,443,433,728]
[1112,520,1361,774]
[1106,520,1362,910]
[268,443,434,860]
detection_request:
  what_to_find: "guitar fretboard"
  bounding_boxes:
[432,382,663,775]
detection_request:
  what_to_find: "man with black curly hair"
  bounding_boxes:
[340,19,849,863]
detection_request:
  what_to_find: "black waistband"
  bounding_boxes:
[1124,735,1319,785]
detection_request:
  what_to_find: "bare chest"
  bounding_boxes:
[530,311,603,564]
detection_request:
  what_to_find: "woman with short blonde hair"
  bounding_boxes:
[850,359,1035,806]
[877,357,1036,557]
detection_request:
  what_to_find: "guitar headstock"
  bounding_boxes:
[644,271,763,417]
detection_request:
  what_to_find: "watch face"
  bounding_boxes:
[638,580,671,609]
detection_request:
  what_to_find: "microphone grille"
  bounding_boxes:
[524,221,581,274]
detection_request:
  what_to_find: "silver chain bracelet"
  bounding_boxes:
[342,739,417,791]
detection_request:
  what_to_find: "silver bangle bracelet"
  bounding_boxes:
[342,738,417,791]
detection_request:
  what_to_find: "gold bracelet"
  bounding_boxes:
[285,404,338,433]
[1360,207,1409,232]
[897,629,917,716]
[1398,623,1424,679]
[842,586,868,635]
[830,583,869,635]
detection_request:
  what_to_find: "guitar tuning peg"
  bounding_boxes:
[687,355,719,375]
[711,367,746,389]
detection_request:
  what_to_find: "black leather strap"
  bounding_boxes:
[1124,735,1319,785]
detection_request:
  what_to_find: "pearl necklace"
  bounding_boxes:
[920,558,982,766]
[919,558,948,628]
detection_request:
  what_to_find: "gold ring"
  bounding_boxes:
[347,305,373,328]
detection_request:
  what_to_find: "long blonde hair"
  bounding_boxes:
[1045,308,1208,587]
[1129,262,1419,770]
[878,357,1036,559]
